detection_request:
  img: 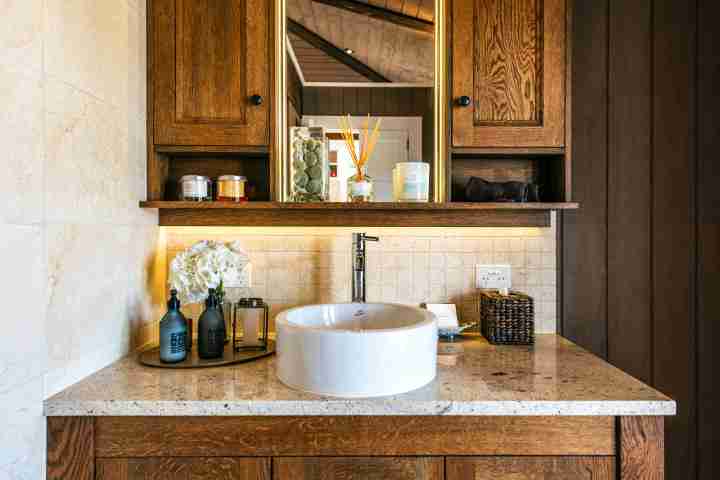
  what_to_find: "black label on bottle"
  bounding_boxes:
[208,328,223,354]
[170,332,186,354]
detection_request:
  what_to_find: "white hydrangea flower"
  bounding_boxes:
[169,240,251,304]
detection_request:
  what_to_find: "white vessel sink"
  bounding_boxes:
[276,303,438,397]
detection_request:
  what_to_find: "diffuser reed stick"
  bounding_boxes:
[339,114,382,180]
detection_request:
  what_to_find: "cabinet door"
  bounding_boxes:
[452,0,566,148]
[274,457,443,480]
[96,457,270,479]
[153,0,270,146]
[446,457,615,479]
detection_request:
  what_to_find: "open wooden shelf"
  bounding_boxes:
[451,147,566,156]
[140,201,578,227]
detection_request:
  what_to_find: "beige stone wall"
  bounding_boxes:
[164,221,558,337]
[0,1,161,477]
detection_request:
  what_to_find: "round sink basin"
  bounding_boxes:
[276,303,438,398]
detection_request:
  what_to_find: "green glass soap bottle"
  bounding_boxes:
[159,289,187,363]
[198,288,226,359]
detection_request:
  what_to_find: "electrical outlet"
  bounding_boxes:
[475,264,512,290]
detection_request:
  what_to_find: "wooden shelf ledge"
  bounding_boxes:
[140,202,578,227]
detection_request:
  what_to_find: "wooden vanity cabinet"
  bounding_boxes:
[451,0,567,148]
[152,0,271,147]
[96,458,269,480]
[48,416,665,480]
[447,457,615,479]
[274,457,444,480]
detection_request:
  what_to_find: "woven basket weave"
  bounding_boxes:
[480,291,534,345]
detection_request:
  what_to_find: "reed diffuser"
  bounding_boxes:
[339,114,382,202]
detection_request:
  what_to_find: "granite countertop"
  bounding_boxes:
[44,335,675,417]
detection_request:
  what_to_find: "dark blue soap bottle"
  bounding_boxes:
[198,288,226,359]
[159,289,188,363]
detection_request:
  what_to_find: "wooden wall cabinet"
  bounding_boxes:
[147,0,273,203]
[451,0,567,148]
[152,0,271,147]
[142,0,578,224]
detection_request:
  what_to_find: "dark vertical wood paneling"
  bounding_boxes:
[370,88,388,115]
[696,2,720,479]
[302,88,432,118]
[342,87,358,115]
[327,88,343,114]
[304,87,319,115]
[562,0,609,359]
[652,1,698,478]
[357,88,371,115]
[564,1,715,478]
[385,88,401,115]
[417,88,434,168]
[606,0,654,384]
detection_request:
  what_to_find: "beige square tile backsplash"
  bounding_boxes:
[164,214,558,334]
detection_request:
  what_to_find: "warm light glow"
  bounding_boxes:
[161,226,547,237]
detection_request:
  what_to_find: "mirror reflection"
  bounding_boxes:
[285,0,435,202]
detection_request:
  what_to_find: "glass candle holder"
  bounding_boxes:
[233,298,269,351]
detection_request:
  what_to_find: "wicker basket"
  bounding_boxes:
[480,291,534,345]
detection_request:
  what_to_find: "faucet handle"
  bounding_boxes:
[353,233,380,244]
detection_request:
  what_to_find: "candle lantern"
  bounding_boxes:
[233,298,269,351]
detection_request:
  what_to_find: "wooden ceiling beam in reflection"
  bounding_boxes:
[312,0,434,34]
[287,19,391,82]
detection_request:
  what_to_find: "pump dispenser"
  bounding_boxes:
[159,289,188,363]
[198,288,226,359]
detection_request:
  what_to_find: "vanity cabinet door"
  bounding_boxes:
[451,0,566,148]
[96,457,270,479]
[446,457,615,479]
[274,457,443,480]
[152,0,271,147]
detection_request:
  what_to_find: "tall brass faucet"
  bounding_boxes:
[352,233,380,303]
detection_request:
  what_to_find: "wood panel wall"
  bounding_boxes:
[696,2,719,478]
[287,53,302,128]
[561,1,719,479]
[302,87,434,168]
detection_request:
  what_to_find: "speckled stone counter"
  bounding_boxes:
[43,335,675,417]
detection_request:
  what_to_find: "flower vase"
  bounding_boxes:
[348,173,374,202]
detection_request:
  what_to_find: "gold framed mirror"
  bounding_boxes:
[273,0,447,202]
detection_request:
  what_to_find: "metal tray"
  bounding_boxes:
[138,340,275,369]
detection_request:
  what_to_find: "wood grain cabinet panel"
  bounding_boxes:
[274,457,443,480]
[47,417,94,480]
[96,458,270,480]
[447,457,615,480]
[452,0,566,148]
[153,0,270,146]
